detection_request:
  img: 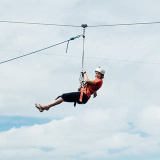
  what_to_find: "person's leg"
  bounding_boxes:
[35,92,81,112]
[46,97,64,108]
[35,97,64,112]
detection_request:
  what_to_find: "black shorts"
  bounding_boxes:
[56,92,89,104]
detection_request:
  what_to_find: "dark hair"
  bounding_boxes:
[101,74,104,79]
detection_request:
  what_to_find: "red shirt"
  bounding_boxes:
[81,78,103,98]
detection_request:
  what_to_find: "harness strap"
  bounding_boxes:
[79,90,84,102]
[79,86,96,102]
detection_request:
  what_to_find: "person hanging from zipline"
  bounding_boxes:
[35,67,105,112]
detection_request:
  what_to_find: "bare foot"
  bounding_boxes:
[35,103,44,112]
[35,103,50,112]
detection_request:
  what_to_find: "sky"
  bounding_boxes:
[0,0,160,159]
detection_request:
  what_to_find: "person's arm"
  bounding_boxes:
[84,72,96,85]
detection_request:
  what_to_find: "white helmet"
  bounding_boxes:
[95,67,105,75]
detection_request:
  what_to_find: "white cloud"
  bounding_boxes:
[1,108,160,160]
[135,105,160,136]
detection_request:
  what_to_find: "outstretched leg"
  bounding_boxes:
[35,97,64,112]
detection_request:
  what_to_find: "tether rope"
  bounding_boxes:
[0,35,81,65]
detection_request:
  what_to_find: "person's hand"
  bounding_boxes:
[81,68,86,74]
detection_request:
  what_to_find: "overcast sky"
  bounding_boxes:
[0,0,160,160]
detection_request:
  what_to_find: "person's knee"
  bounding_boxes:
[59,97,64,102]
[55,96,62,100]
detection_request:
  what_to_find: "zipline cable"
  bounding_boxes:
[0,20,81,27]
[88,21,160,27]
[1,20,160,27]
[0,34,81,65]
